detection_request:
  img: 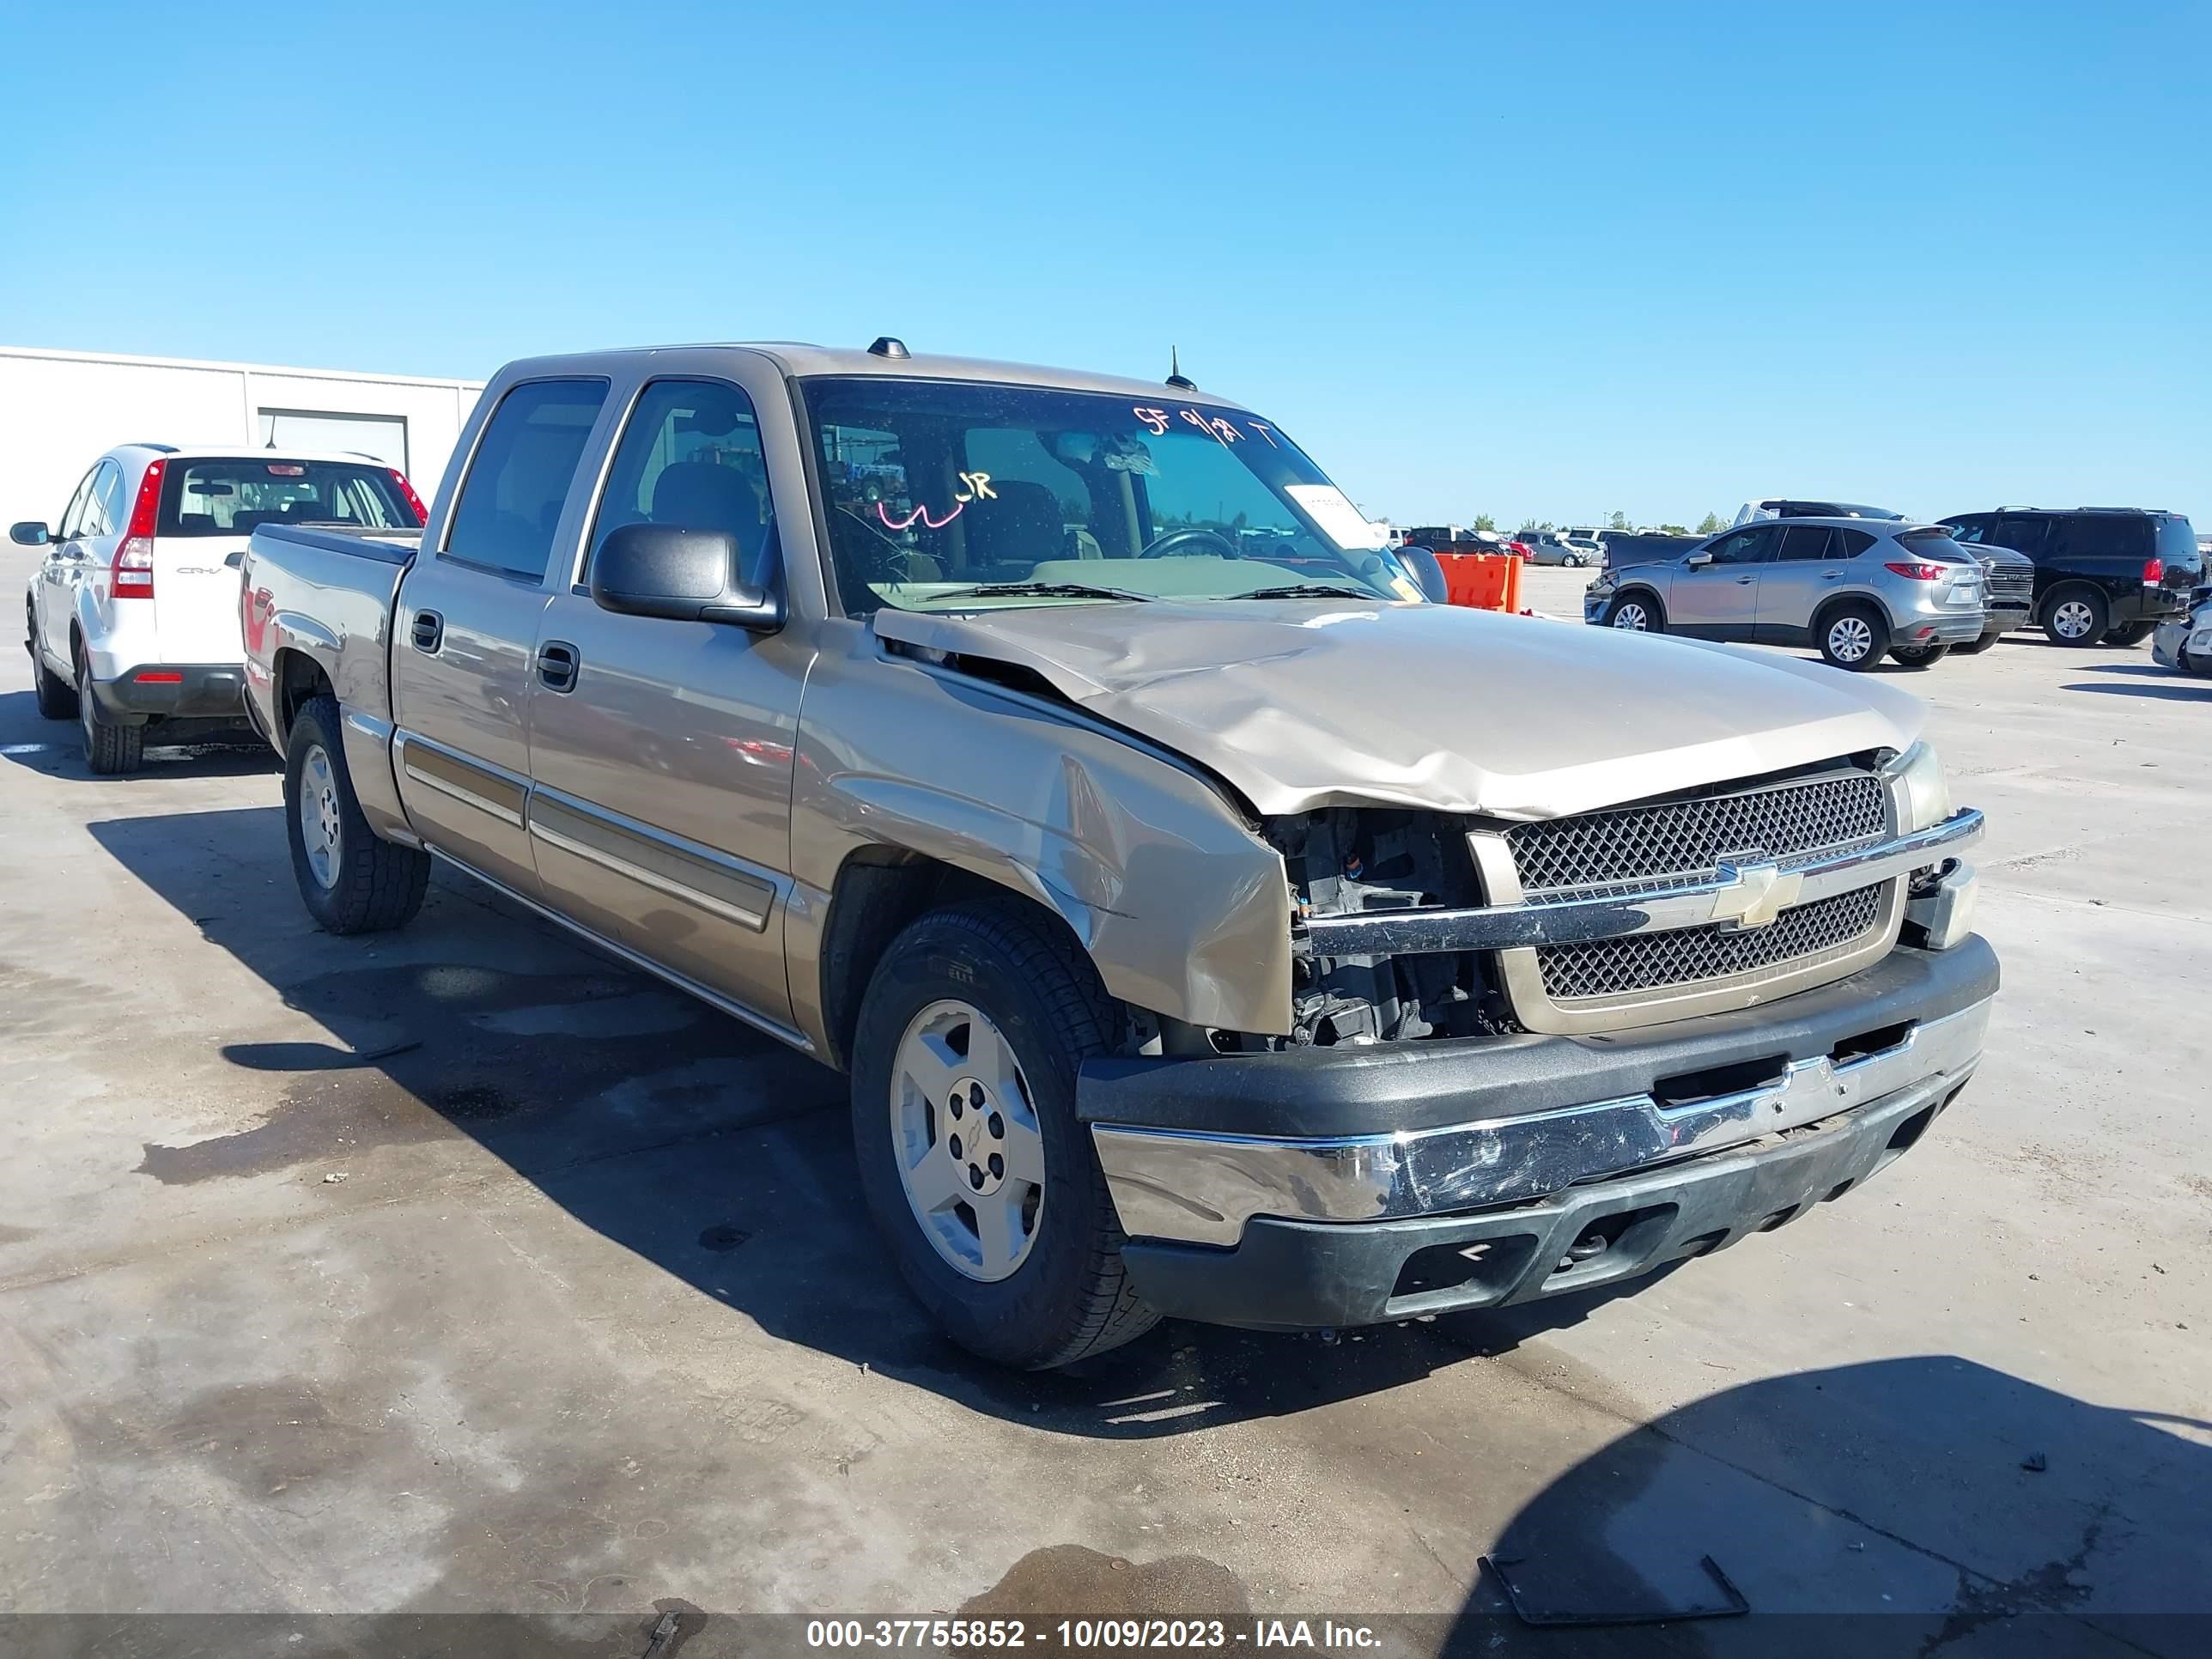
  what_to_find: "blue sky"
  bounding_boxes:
[3,1,2205,530]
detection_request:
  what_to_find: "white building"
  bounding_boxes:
[0,345,483,532]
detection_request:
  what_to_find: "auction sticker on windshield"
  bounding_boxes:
[1285,483,1377,550]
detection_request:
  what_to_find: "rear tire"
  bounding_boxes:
[76,653,143,775]
[2101,620,2156,647]
[1817,602,1889,671]
[2041,585,2108,647]
[285,694,430,934]
[28,614,76,719]
[850,897,1159,1370]
[1887,641,1951,669]
[1950,631,2001,656]
[1603,592,1662,632]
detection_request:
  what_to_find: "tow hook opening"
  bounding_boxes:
[1547,1203,1678,1280]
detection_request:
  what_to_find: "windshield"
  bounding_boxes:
[157,458,420,536]
[800,378,1416,612]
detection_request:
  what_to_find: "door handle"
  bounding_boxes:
[1820,571,1843,580]
[1735,575,1754,584]
[410,610,444,653]
[537,640,580,693]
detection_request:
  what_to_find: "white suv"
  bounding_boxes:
[15,445,426,773]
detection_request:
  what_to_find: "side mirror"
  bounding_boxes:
[9,521,53,547]
[1396,545,1452,605]
[1686,551,1715,568]
[589,523,784,632]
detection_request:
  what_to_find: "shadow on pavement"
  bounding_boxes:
[0,687,273,779]
[86,805,1662,1440]
[1436,1356,2211,1656]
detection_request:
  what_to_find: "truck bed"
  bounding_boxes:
[240,523,423,742]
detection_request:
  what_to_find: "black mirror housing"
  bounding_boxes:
[589,523,783,632]
[1396,545,1452,605]
[9,521,53,547]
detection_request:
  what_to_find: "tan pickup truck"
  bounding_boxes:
[240,342,1995,1369]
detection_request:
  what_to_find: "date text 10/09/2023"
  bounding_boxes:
[805,1620,1382,1650]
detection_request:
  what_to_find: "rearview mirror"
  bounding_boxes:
[590,523,783,632]
[1686,551,1714,568]
[9,521,52,547]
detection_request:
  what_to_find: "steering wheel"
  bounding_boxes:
[1138,526,1238,560]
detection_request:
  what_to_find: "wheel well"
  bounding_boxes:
[271,649,335,744]
[1613,585,1662,615]
[2036,579,2101,620]
[1811,593,1884,638]
[816,848,1079,1072]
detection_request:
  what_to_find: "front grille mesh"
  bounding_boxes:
[1980,559,2034,604]
[1534,885,1886,1000]
[1507,771,1887,896]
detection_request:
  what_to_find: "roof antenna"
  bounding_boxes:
[1165,347,1196,391]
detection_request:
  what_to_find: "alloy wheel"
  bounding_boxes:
[889,998,1046,1282]
[2052,599,2096,641]
[1612,603,1649,630]
[1827,616,1875,663]
[298,744,344,890]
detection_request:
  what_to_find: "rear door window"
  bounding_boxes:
[588,378,776,586]
[85,461,127,537]
[445,378,611,581]
[1777,526,1836,561]
[1837,528,1878,556]
[158,459,421,536]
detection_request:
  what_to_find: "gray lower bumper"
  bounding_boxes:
[1118,1074,1969,1332]
[1092,996,1990,1248]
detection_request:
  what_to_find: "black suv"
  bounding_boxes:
[1939,507,2203,647]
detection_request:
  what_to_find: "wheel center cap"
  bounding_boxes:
[944,1075,1011,1198]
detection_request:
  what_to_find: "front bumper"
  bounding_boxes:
[1084,933,1996,1330]
[89,663,248,723]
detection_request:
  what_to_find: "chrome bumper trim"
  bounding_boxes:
[1091,997,1990,1246]
[1296,808,1984,959]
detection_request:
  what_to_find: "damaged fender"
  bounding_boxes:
[786,628,1296,1043]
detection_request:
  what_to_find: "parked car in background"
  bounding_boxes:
[1946,543,2037,654]
[2151,590,2212,677]
[1402,525,1516,557]
[14,445,427,773]
[1517,530,1595,566]
[1585,519,1987,670]
[1560,528,1607,562]
[1735,499,1908,526]
[237,340,1993,1370]
[1937,507,2203,648]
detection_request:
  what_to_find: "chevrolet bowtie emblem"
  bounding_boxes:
[1710,860,1803,929]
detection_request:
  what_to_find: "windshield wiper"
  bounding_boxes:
[931,581,1156,603]
[1229,583,1379,600]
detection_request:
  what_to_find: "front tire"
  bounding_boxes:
[77,653,143,775]
[1887,641,1951,669]
[850,897,1159,1370]
[2101,620,2156,647]
[2042,586,2109,647]
[1603,592,1662,631]
[285,694,429,934]
[1818,603,1889,671]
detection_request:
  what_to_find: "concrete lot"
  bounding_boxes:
[3,555,2207,1653]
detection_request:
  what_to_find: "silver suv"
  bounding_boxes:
[1584,519,1989,670]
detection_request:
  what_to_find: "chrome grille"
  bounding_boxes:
[1506,770,1887,897]
[1534,886,1886,1001]
[1980,558,2034,605]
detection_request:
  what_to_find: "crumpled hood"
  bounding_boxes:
[871,599,1923,820]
